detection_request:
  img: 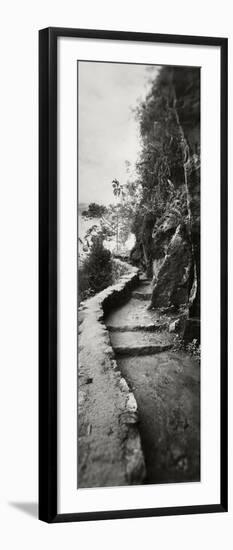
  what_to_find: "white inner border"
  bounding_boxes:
[57,37,221,514]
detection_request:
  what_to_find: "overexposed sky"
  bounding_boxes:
[78,61,159,205]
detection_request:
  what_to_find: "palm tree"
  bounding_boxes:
[112,179,123,253]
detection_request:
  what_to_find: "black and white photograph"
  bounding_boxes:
[0,2,229,542]
[78,61,201,488]
[38,26,227,524]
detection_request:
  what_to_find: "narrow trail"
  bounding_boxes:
[105,276,200,484]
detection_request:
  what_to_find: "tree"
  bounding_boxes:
[82,202,107,219]
[82,180,140,257]
[131,65,200,318]
[81,236,113,293]
[112,179,124,252]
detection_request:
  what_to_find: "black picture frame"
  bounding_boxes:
[39,27,228,523]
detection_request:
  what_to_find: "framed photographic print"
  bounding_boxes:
[39,27,228,522]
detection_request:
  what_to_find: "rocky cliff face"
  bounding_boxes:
[173,68,200,320]
[150,224,193,310]
[132,66,200,340]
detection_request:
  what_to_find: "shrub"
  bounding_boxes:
[78,268,94,304]
[81,237,113,296]
[82,203,107,218]
[111,260,130,283]
[173,334,201,359]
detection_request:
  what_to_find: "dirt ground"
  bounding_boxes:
[105,278,200,484]
[118,351,200,484]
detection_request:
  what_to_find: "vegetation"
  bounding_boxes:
[173,334,201,359]
[79,237,113,302]
[80,178,140,256]
[82,202,107,219]
[78,234,130,303]
[79,66,200,344]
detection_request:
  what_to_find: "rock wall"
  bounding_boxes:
[150,224,193,309]
[173,68,200,320]
[78,262,146,487]
[142,67,200,340]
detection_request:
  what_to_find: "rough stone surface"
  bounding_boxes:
[110,330,175,356]
[152,258,164,282]
[106,276,200,484]
[131,282,152,300]
[78,261,146,488]
[118,352,200,484]
[169,319,181,333]
[106,298,162,329]
[173,68,200,321]
[150,224,193,309]
[183,317,201,343]
[130,68,200,340]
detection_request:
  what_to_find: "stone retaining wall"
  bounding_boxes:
[78,261,146,488]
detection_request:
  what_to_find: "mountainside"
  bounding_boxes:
[130,66,200,340]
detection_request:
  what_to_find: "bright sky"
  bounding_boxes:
[78,61,159,205]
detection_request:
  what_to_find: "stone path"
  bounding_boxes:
[78,267,146,488]
[105,277,200,484]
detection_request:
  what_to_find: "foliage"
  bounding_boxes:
[80,236,113,295]
[129,66,200,272]
[186,338,201,358]
[112,179,124,199]
[152,184,188,236]
[82,202,107,219]
[111,260,130,282]
[135,68,184,206]
[81,67,200,275]
[82,180,141,253]
[78,268,95,303]
[78,243,131,304]
[173,334,201,359]
[109,179,141,246]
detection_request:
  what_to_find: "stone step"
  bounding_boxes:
[131,291,151,300]
[108,321,168,332]
[139,275,152,283]
[105,298,163,330]
[137,282,152,289]
[109,330,174,357]
[114,343,173,356]
[131,282,152,300]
